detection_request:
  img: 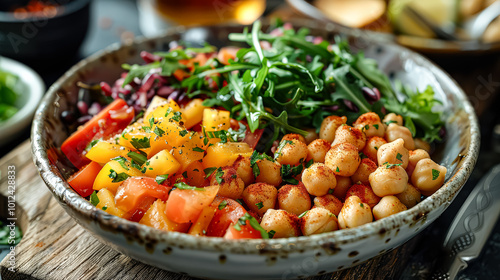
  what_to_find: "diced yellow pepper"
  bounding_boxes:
[202,108,230,132]
[139,199,191,232]
[118,122,152,155]
[144,99,182,124]
[202,142,253,168]
[93,160,143,194]
[95,188,126,218]
[143,149,181,177]
[86,141,131,164]
[144,96,169,122]
[152,118,189,148]
[188,206,217,236]
[181,99,206,129]
[171,133,205,172]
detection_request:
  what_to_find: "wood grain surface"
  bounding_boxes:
[0,140,420,279]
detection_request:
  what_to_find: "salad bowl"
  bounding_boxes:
[31,21,479,279]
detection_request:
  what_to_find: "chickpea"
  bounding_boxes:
[411,159,447,196]
[277,184,311,216]
[395,183,421,208]
[313,194,343,216]
[302,163,337,196]
[383,113,403,126]
[377,138,409,169]
[255,159,282,186]
[306,139,331,163]
[351,158,377,185]
[369,164,408,197]
[362,136,387,164]
[210,167,245,199]
[319,115,347,143]
[338,196,373,229]
[325,143,361,177]
[372,196,407,220]
[332,125,366,151]
[242,183,278,216]
[333,175,352,201]
[232,155,254,186]
[281,133,306,144]
[353,112,385,138]
[304,128,319,144]
[300,208,338,236]
[406,149,430,178]
[260,209,300,238]
[385,123,415,150]
[345,183,381,208]
[414,138,431,153]
[275,138,308,166]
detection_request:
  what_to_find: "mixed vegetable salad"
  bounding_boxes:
[61,21,447,239]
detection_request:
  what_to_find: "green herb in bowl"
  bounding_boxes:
[0,69,19,122]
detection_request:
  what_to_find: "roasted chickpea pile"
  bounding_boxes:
[239,112,447,237]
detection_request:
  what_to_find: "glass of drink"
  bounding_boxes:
[138,0,267,36]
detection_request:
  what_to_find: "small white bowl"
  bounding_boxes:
[0,57,45,146]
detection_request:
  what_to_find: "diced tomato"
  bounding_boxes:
[67,161,102,197]
[243,127,264,149]
[115,177,171,213]
[61,99,134,169]
[165,185,219,224]
[217,47,240,65]
[224,221,262,239]
[206,197,247,237]
[125,196,157,222]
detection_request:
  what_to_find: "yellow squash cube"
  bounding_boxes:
[203,108,230,132]
[139,199,191,232]
[143,149,181,178]
[95,188,126,218]
[144,98,182,124]
[93,160,143,194]
[181,99,206,129]
[202,142,253,168]
[171,134,205,172]
[86,141,131,164]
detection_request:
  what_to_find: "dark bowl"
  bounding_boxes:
[0,0,90,64]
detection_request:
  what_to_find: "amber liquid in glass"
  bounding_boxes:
[153,0,266,26]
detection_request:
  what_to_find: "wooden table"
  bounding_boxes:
[0,141,420,279]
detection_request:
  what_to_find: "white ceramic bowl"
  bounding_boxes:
[31,21,479,279]
[0,56,44,146]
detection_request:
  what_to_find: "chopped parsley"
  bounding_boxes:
[127,151,147,166]
[204,167,218,178]
[108,169,130,183]
[373,124,379,129]
[164,107,173,117]
[102,206,108,211]
[336,166,340,173]
[280,164,303,185]
[153,126,165,137]
[156,174,169,184]
[298,210,309,218]
[274,140,293,160]
[384,163,402,169]
[179,130,188,137]
[255,202,264,209]
[396,153,403,161]
[170,111,182,122]
[233,213,273,239]
[174,182,205,191]
[363,124,369,131]
[328,188,334,194]
[214,168,225,184]
[432,169,440,180]
[112,156,129,170]
[192,147,205,153]
[130,137,151,150]
[250,150,274,177]
[90,191,100,206]
[218,200,228,210]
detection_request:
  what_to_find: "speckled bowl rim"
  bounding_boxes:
[32,21,480,254]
